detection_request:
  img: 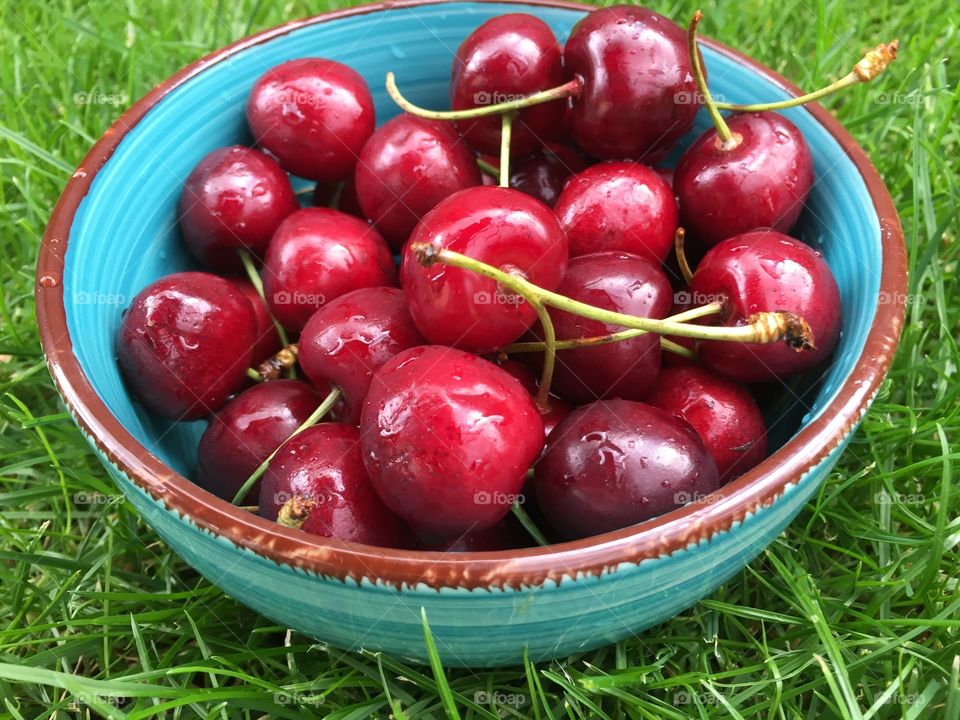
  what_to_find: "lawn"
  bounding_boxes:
[1,0,958,717]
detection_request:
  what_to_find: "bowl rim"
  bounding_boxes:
[36,0,907,590]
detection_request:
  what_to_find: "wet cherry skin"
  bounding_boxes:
[116,272,256,420]
[509,145,588,209]
[355,114,482,250]
[674,113,814,248]
[564,5,699,161]
[647,366,768,481]
[299,287,425,425]
[536,399,720,540]
[451,14,565,156]
[690,230,842,382]
[498,360,571,437]
[401,186,568,353]
[229,280,281,365]
[259,423,413,547]
[360,346,544,540]
[262,207,396,332]
[554,162,678,261]
[246,58,375,182]
[537,251,673,404]
[196,379,324,503]
[178,146,299,271]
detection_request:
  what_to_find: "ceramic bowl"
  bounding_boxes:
[36,0,906,667]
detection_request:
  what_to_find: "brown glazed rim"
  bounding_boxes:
[36,0,907,590]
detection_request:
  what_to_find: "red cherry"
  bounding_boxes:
[419,514,531,552]
[536,399,720,539]
[509,145,587,208]
[196,379,323,502]
[262,207,396,332]
[259,423,413,547]
[554,162,678,261]
[498,360,571,437]
[689,230,841,381]
[116,272,255,419]
[355,114,482,250]
[674,113,814,247]
[360,346,544,539]
[647,366,768,481]
[564,5,699,161]
[537,251,673,404]
[178,146,299,271]
[401,186,568,353]
[246,58,375,182]
[299,287,425,425]
[451,14,565,156]
[229,280,281,365]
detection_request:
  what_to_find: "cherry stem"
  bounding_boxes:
[714,40,899,112]
[412,243,817,349]
[231,386,341,505]
[688,11,739,150]
[476,157,499,178]
[255,343,299,382]
[675,227,694,285]
[661,338,696,359]
[511,499,549,547]
[385,72,582,121]
[499,112,514,188]
[245,367,262,382]
[277,496,318,530]
[238,249,294,378]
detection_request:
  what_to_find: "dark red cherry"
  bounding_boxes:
[419,514,531,552]
[259,423,412,547]
[196,379,323,503]
[178,146,299,271]
[355,114,482,250]
[564,5,699,161]
[262,207,396,332]
[647,367,768,481]
[451,14,565,156]
[674,112,814,248]
[537,252,673,404]
[554,162,678,261]
[360,346,544,539]
[229,280,281,365]
[401,186,568,353]
[498,360,571,438]
[689,230,841,381]
[536,399,720,540]
[312,174,364,218]
[299,287,425,425]
[509,145,587,208]
[247,58,375,182]
[117,272,256,419]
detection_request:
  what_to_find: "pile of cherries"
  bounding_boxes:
[116,7,896,549]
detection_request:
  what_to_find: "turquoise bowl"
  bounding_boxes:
[37,0,906,667]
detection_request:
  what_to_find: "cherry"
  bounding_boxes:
[419,514,531,552]
[450,14,565,156]
[312,175,364,218]
[509,145,587,209]
[647,366,767,481]
[259,423,413,547]
[355,114,482,250]
[299,286,425,425]
[554,162,678,261]
[229,280,281,365]
[401,186,567,353]
[536,399,720,540]
[535,251,673,404]
[360,346,544,539]
[195,379,323,503]
[689,229,841,381]
[564,5,699,161]
[498,360,571,437]
[117,272,256,419]
[246,58,375,182]
[178,146,299,271]
[262,207,396,332]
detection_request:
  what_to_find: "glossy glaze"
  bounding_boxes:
[675,113,813,247]
[360,346,544,539]
[178,146,299,271]
[116,272,255,419]
[247,58,375,181]
[262,207,396,332]
[536,399,720,539]
[401,186,567,353]
[355,114,482,249]
[299,287,425,424]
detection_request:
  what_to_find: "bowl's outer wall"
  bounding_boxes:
[57,1,884,666]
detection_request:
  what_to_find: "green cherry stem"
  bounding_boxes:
[411,243,816,349]
[675,227,694,285]
[255,343,300,382]
[688,10,740,151]
[511,498,549,547]
[476,157,499,178]
[238,249,295,379]
[385,72,582,121]
[231,386,341,505]
[499,112,515,188]
[245,367,262,382]
[714,40,899,113]
[660,338,697,359]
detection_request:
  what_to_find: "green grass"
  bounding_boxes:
[1,0,958,717]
